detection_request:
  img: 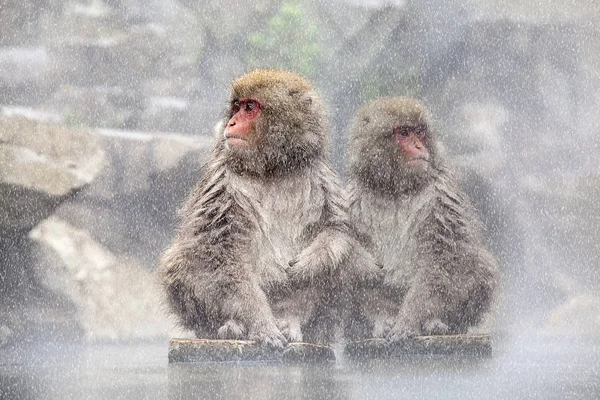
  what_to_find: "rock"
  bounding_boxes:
[469,0,600,22]
[0,0,54,46]
[0,47,57,105]
[448,102,507,178]
[42,85,144,129]
[111,0,185,24]
[46,22,169,88]
[53,128,211,267]
[29,217,171,341]
[344,334,493,360]
[168,339,279,363]
[137,96,190,133]
[0,115,208,342]
[0,107,106,234]
[168,339,336,364]
[548,294,600,336]
[522,176,600,291]
[282,342,336,364]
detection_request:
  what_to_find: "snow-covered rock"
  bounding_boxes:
[0,107,106,234]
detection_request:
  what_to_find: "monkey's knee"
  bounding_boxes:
[217,319,247,339]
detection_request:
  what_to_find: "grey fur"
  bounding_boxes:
[344,97,499,341]
[158,70,379,346]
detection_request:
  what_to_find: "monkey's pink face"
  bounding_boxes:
[393,125,429,168]
[224,98,262,148]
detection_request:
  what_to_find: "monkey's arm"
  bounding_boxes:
[288,166,383,287]
[387,189,497,341]
[159,164,286,348]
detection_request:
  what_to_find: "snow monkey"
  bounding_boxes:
[344,97,498,342]
[159,69,380,348]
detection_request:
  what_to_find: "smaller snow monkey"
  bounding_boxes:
[344,97,498,342]
[159,69,380,347]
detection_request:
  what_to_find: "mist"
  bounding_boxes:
[1,0,599,398]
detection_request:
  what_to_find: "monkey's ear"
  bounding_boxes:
[292,90,315,107]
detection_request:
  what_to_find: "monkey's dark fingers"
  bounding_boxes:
[249,327,288,350]
[352,250,385,287]
[286,259,319,288]
[386,322,419,343]
[370,318,393,338]
[421,318,449,336]
[216,319,247,339]
[276,318,303,343]
[386,330,416,343]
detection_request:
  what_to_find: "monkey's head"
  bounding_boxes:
[221,69,327,178]
[348,97,440,195]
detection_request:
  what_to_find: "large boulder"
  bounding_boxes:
[54,128,212,267]
[0,107,107,345]
[29,217,171,340]
[47,24,169,89]
[25,128,212,340]
[0,107,106,235]
[548,294,600,336]
[35,1,204,132]
[0,107,210,342]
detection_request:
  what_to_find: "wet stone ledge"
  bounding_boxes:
[168,338,336,364]
[344,334,492,360]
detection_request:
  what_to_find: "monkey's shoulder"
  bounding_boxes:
[423,178,487,243]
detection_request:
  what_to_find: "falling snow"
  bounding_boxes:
[1,0,599,399]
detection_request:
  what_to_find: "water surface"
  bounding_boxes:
[1,333,598,399]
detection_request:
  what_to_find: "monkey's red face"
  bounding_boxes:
[393,125,429,168]
[224,98,262,148]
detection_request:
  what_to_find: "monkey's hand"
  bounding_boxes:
[287,251,335,289]
[421,318,449,336]
[217,319,247,339]
[372,318,395,338]
[286,256,329,289]
[248,320,288,349]
[386,315,421,342]
[287,232,353,288]
[346,246,384,289]
[387,317,450,342]
[276,317,303,343]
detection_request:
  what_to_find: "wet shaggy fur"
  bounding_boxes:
[344,97,499,341]
[159,70,379,346]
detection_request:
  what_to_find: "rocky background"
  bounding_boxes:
[1,0,599,346]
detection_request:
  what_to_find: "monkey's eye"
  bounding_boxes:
[232,100,241,114]
[395,127,410,137]
[415,125,427,136]
[243,101,257,113]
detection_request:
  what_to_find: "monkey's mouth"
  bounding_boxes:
[405,157,429,167]
[225,135,248,147]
